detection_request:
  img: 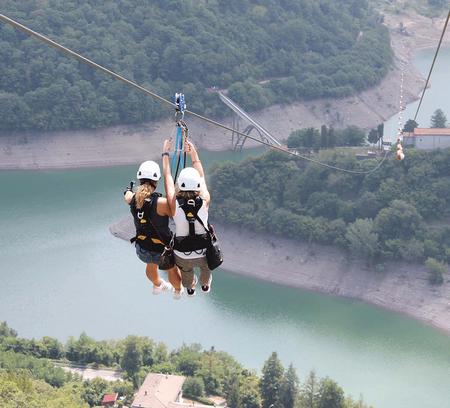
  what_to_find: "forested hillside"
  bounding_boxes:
[0,0,391,131]
[210,148,450,268]
[0,322,370,408]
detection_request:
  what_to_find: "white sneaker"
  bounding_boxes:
[173,287,184,300]
[153,278,172,295]
[187,276,198,297]
[201,275,212,293]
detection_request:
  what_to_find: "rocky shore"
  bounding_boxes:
[218,223,450,335]
[1,11,449,170]
[2,9,450,335]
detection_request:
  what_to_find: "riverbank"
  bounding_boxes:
[218,223,450,335]
[1,11,448,170]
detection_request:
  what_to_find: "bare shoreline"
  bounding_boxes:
[2,11,450,335]
[1,12,449,170]
[217,224,450,336]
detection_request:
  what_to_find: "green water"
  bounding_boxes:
[1,149,450,408]
[2,49,450,408]
[384,48,450,140]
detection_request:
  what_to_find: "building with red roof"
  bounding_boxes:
[404,128,450,150]
[101,393,118,407]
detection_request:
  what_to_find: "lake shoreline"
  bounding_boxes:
[2,10,450,335]
[1,12,449,170]
[217,223,450,336]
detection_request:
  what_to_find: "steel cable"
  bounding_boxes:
[413,9,450,122]
[0,12,390,174]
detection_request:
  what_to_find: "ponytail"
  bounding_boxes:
[135,181,157,209]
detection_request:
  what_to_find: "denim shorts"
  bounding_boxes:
[135,243,161,265]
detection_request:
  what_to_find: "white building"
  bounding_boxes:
[403,128,450,150]
[131,373,214,408]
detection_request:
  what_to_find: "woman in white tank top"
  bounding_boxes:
[162,139,212,296]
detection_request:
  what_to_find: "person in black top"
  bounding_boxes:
[124,160,182,298]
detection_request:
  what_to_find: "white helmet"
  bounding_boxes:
[178,167,201,191]
[137,161,161,181]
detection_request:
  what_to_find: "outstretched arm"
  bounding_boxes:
[185,140,205,178]
[185,141,210,205]
[162,139,176,216]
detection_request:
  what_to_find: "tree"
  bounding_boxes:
[0,372,87,408]
[367,128,380,145]
[430,109,447,128]
[0,322,17,338]
[182,377,205,398]
[317,378,345,408]
[121,336,142,379]
[338,126,366,146]
[355,192,381,219]
[345,219,379,264]
[377,123,384,150]
[328,127,336,148]
[260,352,284,408]
[173,344,202,377]
[82,378,109,407]
[300,371,319,408]
[377,123,384,140]
[41,336,64,359]
[241,374,262,408]
[281,364,299,408]
[425,257,447,285]
[320,125,328,148]
[225,373,242,408]
[374,200,423,241]
[403,119,418,133]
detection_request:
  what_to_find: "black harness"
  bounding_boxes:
[174,197,210,253]
[129,192,171,253]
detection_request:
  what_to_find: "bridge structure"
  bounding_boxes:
[217,92,282,151]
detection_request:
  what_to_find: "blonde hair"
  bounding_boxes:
[175,185,199,200]
[135,181,156,209]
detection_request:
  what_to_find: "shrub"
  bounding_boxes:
[425,257,447,285]
[183,376,205,398]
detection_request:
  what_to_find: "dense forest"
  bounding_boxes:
[0,322,370,408]
[210,148,450,274]
[0,0,391,131]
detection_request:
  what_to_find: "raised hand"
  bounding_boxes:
[184,140,197,157]
[163,138,173,154]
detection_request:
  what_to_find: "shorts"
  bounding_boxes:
[135,243,161,265]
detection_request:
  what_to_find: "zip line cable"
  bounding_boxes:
[413,9,450,122]
[187,109,390,174]
[0,14,175,109]
[0,12,404,175]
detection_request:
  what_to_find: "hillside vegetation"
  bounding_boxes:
[210,148,450,267]
[0,323,370,408]
[0,0,391,131]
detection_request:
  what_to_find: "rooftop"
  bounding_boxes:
[102,393,118,404]
[412,128,450,136]
[131,373,185,408]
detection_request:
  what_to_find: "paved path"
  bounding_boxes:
[61,366,123,382]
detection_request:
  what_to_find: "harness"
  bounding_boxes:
[174,197,210,253]
[129,192,171,253]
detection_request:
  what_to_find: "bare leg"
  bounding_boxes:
[145,263,161,287]
[167,266,182,292]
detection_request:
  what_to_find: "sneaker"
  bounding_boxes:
[187,276,197,297]
[153,278,172,295]
[201,276,213,293]
[173,287,184,300]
